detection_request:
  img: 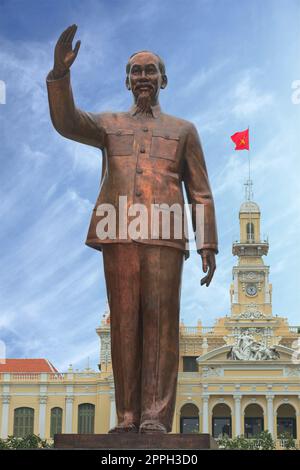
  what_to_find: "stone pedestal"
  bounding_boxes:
[54,433,218,450]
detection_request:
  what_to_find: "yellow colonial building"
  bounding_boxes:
[1,193,300,447]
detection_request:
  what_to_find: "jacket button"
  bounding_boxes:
[136,168,143,174]
[135,190,142,197]
[143,127,148,132]
[140,147,145,153]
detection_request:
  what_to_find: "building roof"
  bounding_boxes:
[239,200,260,214]
[0,359,59,373]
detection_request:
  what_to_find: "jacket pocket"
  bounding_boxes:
[150,129,180,161]
[106,129,134,156]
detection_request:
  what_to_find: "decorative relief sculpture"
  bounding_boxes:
[227,329,280,360]
[238,311,264,320]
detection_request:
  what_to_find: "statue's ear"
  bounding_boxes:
[125,76,131,90]
[161,74,168,89]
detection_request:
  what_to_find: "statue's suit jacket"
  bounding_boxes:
[46,71,218,259]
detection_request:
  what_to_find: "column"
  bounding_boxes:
[202,338,208,355]
[297,395,300,444]
[38,396,47,439]
[202,396,209,433]
[266,395,275,437]
[109,397,117,429]
[234,394,242,437]
[65,397,74,433]
[233,270,238,303]
[265,271,271,303]
[1,395,10,439]
[174,409,180,434]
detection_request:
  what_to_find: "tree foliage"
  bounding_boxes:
[218,430,298,450]
[0,434,53,449]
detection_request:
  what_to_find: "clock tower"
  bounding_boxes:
[230,180,272,318]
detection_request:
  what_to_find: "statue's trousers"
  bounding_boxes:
[102,242,184,432]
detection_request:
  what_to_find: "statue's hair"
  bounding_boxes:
[126,50,166,76]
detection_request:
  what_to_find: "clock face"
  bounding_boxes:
[246,284,257,296]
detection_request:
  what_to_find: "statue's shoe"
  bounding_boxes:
[139,420,167,434]
[108,422,139,433]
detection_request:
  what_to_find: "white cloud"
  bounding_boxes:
[232,73,273,117]
[182,59,230,96]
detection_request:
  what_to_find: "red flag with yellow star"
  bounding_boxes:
[230,129,249,150]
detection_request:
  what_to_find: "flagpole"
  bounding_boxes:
[248,125,251,200]
[247,125,253,241]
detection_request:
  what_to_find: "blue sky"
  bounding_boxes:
[0,0,299,371]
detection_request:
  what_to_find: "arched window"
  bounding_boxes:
[13,407,34,437]
[50,407,63,438]
[180,403,199,433]
[277,404,297,439]
[246,222,255,241]
[244,404,264,438]
[78,403,95,434]
[212,403,232,438]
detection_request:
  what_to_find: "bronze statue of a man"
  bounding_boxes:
[46,24,218,434]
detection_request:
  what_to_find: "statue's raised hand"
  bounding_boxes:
[52,24,81,79]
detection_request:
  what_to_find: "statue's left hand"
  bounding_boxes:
[200,249,216,287]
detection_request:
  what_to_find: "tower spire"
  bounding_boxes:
[244,178,253,201]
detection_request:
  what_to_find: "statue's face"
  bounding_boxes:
[126,52,167,103]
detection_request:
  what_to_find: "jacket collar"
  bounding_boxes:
[129,103,162,119]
